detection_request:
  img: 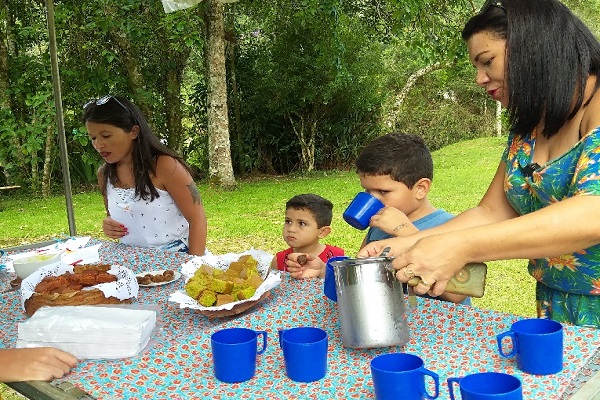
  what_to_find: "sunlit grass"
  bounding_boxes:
[0,137,536,317]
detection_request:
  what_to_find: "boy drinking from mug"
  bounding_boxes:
[356,133,468,304]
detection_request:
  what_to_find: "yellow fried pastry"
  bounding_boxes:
[198,290,217,307]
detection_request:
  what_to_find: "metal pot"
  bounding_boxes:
[331,256,410,348]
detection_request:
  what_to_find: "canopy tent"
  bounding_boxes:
[46,0,76,236]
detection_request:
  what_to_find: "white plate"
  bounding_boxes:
[136,270,181,287]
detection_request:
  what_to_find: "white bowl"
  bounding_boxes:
[13,251,63,279]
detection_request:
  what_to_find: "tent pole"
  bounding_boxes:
[45,0,77,236]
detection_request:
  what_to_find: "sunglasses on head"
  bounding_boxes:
[480,0,505,13]
[83,95,137,123]
[83,95,129,111]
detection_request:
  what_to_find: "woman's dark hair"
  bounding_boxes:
[462,0,600,139]
[83,95,191,201]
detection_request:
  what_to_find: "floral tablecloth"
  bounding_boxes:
[1,240,599,399]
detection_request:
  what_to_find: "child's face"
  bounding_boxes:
[359,173,420,216]
[282,208,323,249]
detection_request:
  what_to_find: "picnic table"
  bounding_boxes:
[1,239,600,399]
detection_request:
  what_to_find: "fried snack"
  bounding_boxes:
[136,269,176,285]
[198,290,217,307]
[138,275,153,285]
[34,265,117,295]
[209,278,233,294]
[216,294,236,306]
[185,280,206,299]
[297,254,309,265]
[185,255,263,307]
[245,275,263,289]
[73,264,111,274]
[163,270,175,280]
[236,285,256,300]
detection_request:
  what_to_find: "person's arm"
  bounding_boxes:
[98,168,128,239]
[358,163,516,258]
[157,156,208,256]
[270,255,278,271]
[367,207,467,304]
[368,206,419,237]
[0,348,77,382]
[391,162,600,296]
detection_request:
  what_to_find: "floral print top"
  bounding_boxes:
[502,126,600,295]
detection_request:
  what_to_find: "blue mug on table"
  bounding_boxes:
[370,353,439,400]
[496,318,563,375]
[324,256,348,302]
[343,192,384,230]
[447,372,522,400]
[211,327,267,383]
[279,326,328,382]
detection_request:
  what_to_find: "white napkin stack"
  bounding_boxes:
[16,306,156,359]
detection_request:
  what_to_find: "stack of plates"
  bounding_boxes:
[17,305,156,359]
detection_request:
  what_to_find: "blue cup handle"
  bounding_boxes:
[447,377,462,400]
[496,331,518,358]
[256,330,268,355]
[278,329,285,347]
[420,367,439,399]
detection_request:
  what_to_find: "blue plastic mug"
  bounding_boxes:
[279,327,328,382]
[323,256,348,302]
[496,318,563,375]
[343,192,384,230]
[211,327,267,383]
[370,353,439,400]
[447,372,522,400]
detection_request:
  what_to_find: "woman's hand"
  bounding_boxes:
[285,253,325,279]
[357,235,420,258]
[0,348,77,382]
[392,233,467,297]
[369,206,419,237]
[102,216,128,239]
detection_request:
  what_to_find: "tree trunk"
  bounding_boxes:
[165,66,185,154]
[227,40,242,174]
[206,0,235,188]
[289,111,316,172]
[0,0,10,110]
[107,28,152,121]
[0,0,24,184]
[42,122,54,197]
[384,62,442,131]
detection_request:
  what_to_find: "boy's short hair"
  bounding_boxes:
[355,132,433,187]
[286,194,334,228]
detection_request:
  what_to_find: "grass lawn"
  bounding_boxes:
[0,136,536,317]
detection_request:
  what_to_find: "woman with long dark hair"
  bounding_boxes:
[360,0,600,327]
[83,95,207,255]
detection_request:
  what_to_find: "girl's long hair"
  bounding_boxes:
[83,96,191,201]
